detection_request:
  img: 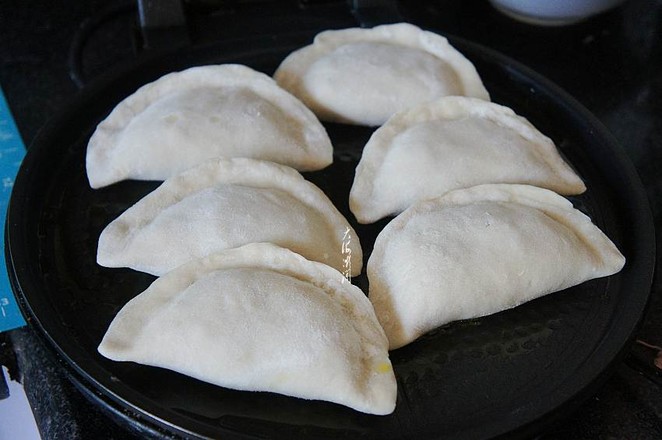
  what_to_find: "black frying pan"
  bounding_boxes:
[6,31,655,439]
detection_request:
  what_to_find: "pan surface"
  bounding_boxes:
[6,32,655,439]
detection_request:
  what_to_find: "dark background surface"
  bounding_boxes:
[1,0,661,438]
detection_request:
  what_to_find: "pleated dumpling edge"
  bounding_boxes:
[368,184,625,350]
[274,23,490,126]
[86,64,333,188]
[97,157,363,277]
[350,96,587,224]
[98,243,397,416]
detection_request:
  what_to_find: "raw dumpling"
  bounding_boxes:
[97,157,363,276]
[274,23,489,126]
[98,243,396,415]
[368,184,625,350]
[350,96,586,223]
[86,64,333,188]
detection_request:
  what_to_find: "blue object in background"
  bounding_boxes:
[0,87,27,333]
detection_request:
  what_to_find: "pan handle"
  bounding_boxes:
[67,2,137,89]
[136,0,191,50]
[349,0,402,27]
[68,0,191,89]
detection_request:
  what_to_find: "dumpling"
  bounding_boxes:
[274,23,489,126]
[86,64,333,188]
[350,96,586,223]
[368,184,625,350]
[98,243,396,415]
[97,157,363,276]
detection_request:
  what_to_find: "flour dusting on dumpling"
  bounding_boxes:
[86,64,332,188]
[350,96,586,223]
[368,184,625,349]
[97,157,362,276]
[99,243,396,415]
[274,23,489,126]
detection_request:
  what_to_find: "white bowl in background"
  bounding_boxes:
[489,0,627,26]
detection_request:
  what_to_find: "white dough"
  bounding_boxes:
[368,184,625,350]
[98,243,396,415]
[350,96,587,223]
[274,23,490,126]
[97,157,362,276]
[86,64,333,188]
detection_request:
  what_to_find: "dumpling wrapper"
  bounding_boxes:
[86,64,333,188]
[97,157,363,276]
[368,184,625,350]
[350,96,587,223]
[274,23,489,126]
[98,243,396,415]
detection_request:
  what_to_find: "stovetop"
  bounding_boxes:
[1,0,661,438]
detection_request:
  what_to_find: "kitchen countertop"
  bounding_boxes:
[1,0,660,438]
